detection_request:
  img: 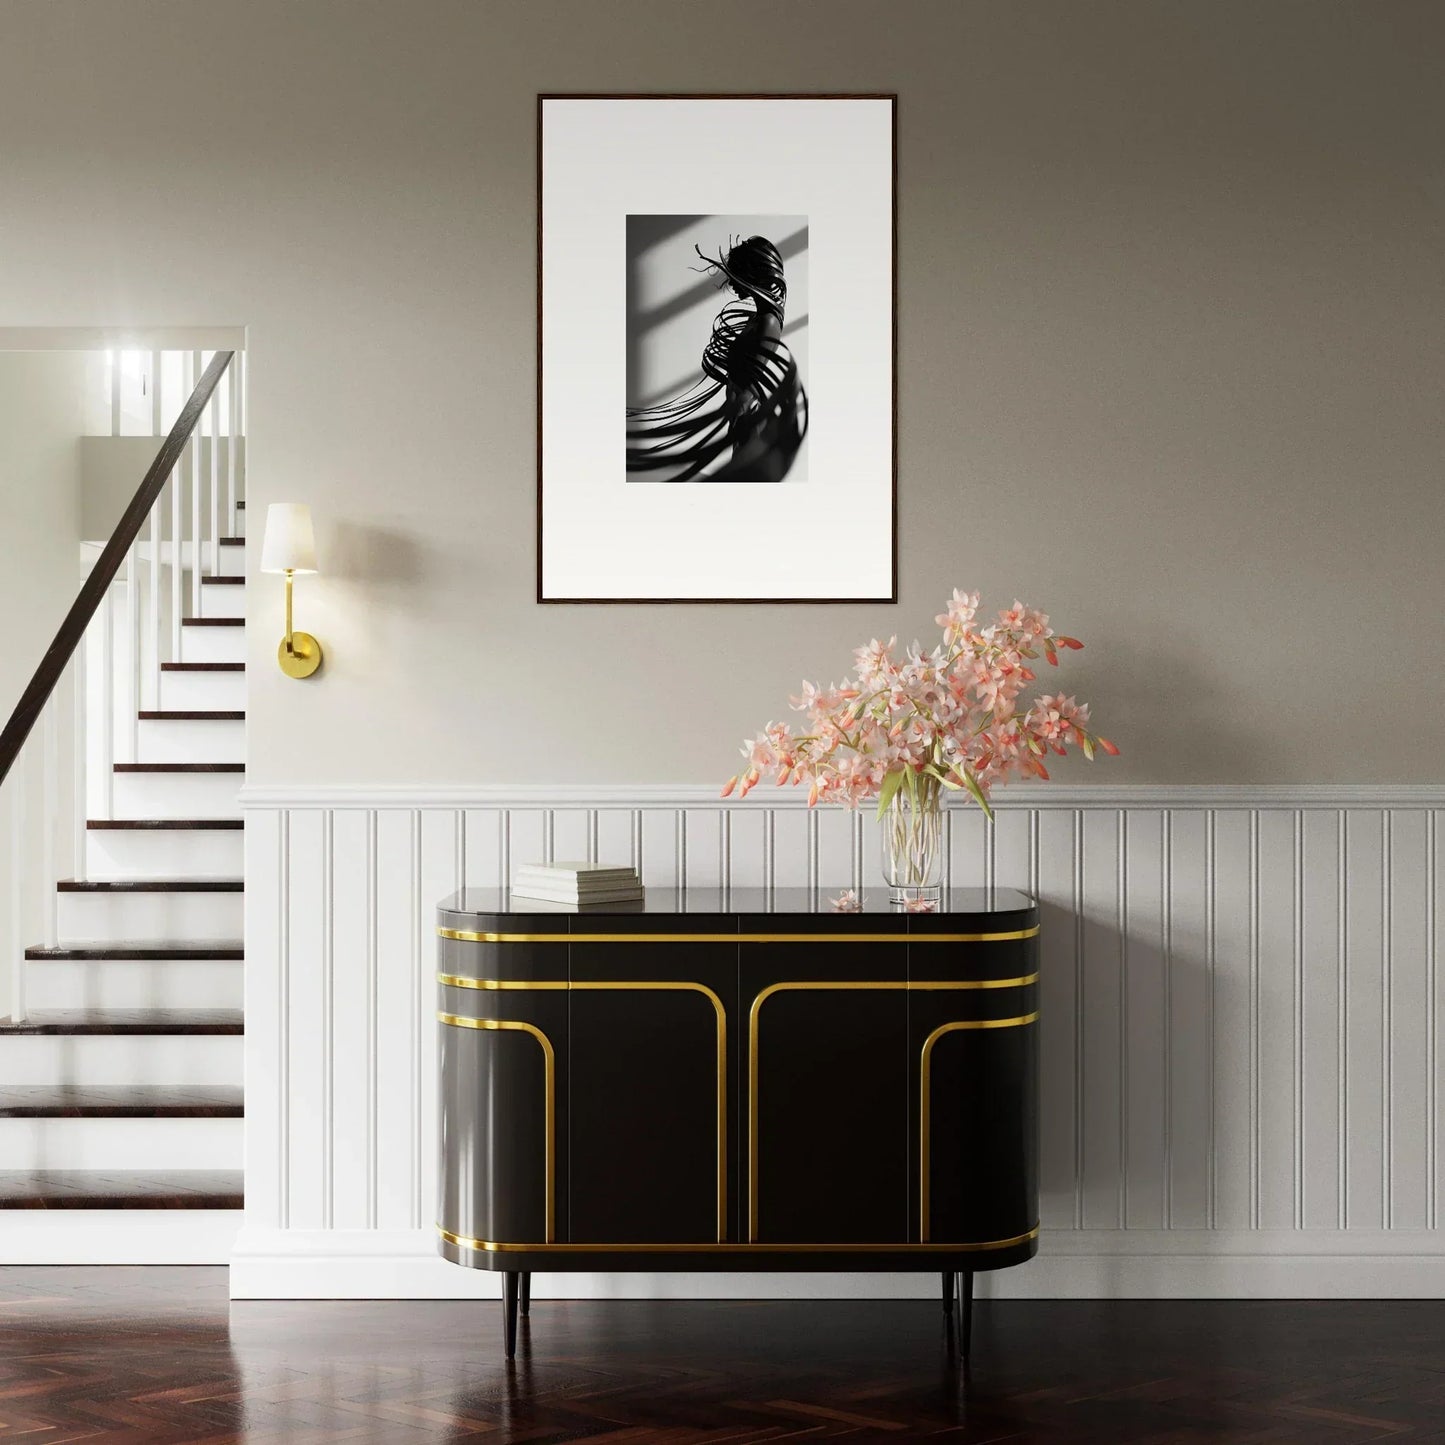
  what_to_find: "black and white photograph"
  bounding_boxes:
[626,215,809,485]
[538,94,895,602]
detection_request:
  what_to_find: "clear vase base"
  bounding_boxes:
[889,884,942,910]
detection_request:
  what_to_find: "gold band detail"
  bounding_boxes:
[747,983,1039,1242]
[438,1223,1040,1254]
[918,1013,1040,1241]
[438,926,1039,945]
[573,981,726,1241]
[440,972,1037,993]
[437,981,728,1243]
[437,974,569,990]
[435,1013,555,1243]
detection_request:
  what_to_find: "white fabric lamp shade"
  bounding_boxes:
[260,503,319,574]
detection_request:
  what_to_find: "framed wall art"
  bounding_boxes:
[537,93,897,603]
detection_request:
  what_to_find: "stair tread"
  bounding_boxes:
[182,618,243,627]
[0,1009,243,1036]
[88,820,243,830]
[58,879,243,892]
[161,662,245,672]
[0,1084,243,1118]
[201,575,245,585]
[0,1169,243,1209]
[25,943,243,961]
[114,762,244,773]
[218,537,245,546]
[138,710,244,720]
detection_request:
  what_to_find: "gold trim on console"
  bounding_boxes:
[437,974,568,990]
[438,926,1039,945]
[436,1012,555,1243]
[918,1013,1040,1242]
[574,981,727,1242]
[437,1223,1041,1254]
[436,978,729,1243]
[746,981,1039,1242]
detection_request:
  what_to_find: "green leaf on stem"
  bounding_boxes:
[960,768,994,821]
[875,767,905,821]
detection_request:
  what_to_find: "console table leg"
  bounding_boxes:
[941,1271,954,1315]
[959,1270,974,1360]
[502,1272,519,1359]
[520,1272,531,1319]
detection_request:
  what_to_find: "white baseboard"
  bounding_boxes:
[0,1211,242,1264]
[228,1227,1445,1300]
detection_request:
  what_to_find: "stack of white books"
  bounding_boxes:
[511,861,644,906]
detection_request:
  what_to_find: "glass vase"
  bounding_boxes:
[879,785,945,908]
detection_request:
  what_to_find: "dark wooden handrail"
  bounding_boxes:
[0,350,235,789]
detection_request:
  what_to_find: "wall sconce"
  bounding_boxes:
[260,503,323,679]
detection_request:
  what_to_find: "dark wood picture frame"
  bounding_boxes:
[536,93,898,605]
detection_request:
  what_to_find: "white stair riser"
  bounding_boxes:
[180,627,246,665]
[112,771,242,820]
[23,960,243,1012]
[86,828,243,879]
[0,1035,242,1086]
[137,718,244,765]
[0,1118,242,1170]
[57,890,243,944]
[199,584,246,619]
[0,1211,241,1265]
[217,545,245,578]
[160,669,246,711]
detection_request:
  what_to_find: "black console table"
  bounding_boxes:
[436,887,1040,1358]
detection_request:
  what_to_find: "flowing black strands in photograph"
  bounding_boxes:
[627,235,808,483]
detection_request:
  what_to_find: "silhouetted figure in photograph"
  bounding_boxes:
[627,235,808,483]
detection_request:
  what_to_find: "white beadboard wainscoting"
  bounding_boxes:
[232,784,1445,1299]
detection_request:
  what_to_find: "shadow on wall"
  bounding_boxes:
[626,214,707,408]
[322,520,433,668]
[1029,876,1244,1295]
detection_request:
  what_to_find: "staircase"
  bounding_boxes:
[0,352,245,1261]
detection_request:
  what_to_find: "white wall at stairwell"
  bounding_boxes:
[233,784,1445,1300]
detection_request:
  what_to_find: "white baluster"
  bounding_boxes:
[209,370,220,576]
[127,540,139,763]
[172,355,187,662]
[101,583,114,820]
[227,356,239,534]
[190,384,202,615]
[237,350,246,511]
[169,468,180,661]
[43,700,57,949]
[10,755,27,1022]
[148,494,162,707]
[72,641,86,883]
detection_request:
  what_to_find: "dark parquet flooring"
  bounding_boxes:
[2,1268,1444,1442]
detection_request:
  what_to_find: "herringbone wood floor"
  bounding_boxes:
[1,1268,1443,1442]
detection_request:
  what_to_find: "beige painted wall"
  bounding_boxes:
[0,350,86,1012]
[0,352,86,717]
[0,0,1439,785]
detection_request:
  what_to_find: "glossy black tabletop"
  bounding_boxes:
[438,887,1037,933]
